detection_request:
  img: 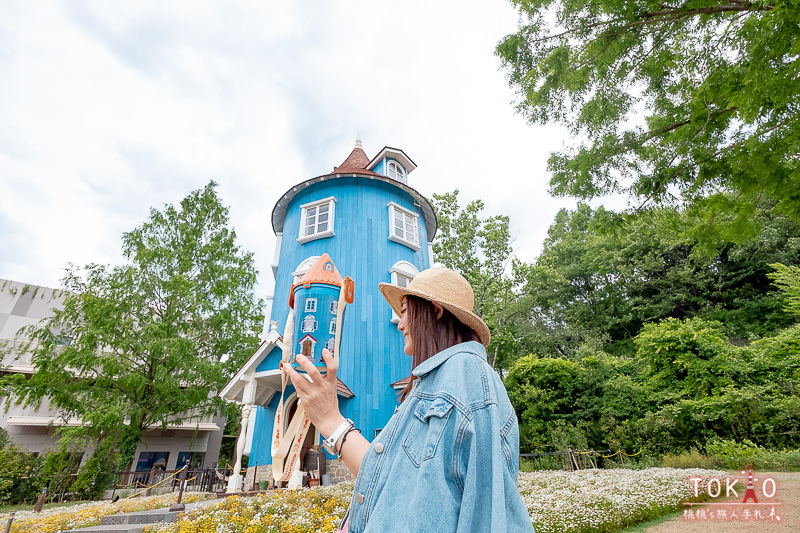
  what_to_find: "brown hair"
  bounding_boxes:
[400,295,479,401]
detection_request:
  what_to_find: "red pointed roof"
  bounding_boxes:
[333,140,381,176]
[298,253,343,287]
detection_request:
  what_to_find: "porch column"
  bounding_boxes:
[226,373,256,493]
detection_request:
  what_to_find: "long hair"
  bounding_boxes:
[400,295,479,401]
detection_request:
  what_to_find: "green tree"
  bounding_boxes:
[497,0,800,239]
[769,263,800,318]
[635,317,741,397]
[8,182,263,477]
[430,190,520,370]
[513,203,800,359]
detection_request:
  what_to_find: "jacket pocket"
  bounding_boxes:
[402,397,454,467]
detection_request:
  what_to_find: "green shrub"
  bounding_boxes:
[705,439,762,469]
[704,439,800,471]
[752,449,800,471]
[0,430,34,503]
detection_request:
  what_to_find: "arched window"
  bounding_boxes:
[387,160,406,184]
[292,256,321,283]
[389,261,420,323]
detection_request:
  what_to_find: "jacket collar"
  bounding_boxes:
[412,341,486,378]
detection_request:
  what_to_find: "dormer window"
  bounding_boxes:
[387,160,406,184]
[387,202,420,250]
[298,197,335,244]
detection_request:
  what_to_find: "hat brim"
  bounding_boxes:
[379,282,491,347]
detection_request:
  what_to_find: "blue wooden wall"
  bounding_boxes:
[251,175,431,463]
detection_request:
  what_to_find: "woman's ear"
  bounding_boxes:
[432,302,444,319]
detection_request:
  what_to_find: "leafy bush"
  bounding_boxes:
[9,454,45,504]
[705,439,800,470]
[70,436,116,500]
[41,447,82,501]
[705,439,763,469]
[0,430,34,504]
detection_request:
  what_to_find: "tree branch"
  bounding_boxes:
[532,3,773,44]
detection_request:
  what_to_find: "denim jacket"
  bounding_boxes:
[346,341,534,532]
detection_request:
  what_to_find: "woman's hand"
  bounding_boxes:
[285,349,346,439]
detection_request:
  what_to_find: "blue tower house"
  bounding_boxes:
[219,140,436,489]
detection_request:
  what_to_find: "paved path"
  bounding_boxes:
[641,472,799,532]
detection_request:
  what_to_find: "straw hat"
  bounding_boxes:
[379,267,491,346]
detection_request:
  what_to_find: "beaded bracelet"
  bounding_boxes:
[336,425,361,460]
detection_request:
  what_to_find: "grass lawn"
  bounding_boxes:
[618,510,683,532]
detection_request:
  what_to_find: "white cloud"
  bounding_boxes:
[0,0,592,298]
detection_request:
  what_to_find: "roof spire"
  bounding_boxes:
[334,138,374,173]
[355,135,362,149]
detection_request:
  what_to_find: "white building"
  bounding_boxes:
[0,278,224,472]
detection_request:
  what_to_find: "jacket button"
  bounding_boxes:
[374,442,384,454]
[356,493,365,504]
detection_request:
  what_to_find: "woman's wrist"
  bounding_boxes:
[317,414,347,440]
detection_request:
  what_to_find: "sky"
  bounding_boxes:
[0,0,608,301]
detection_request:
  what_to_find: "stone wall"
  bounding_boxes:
[326,459,355,484]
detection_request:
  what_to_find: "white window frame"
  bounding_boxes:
[389,260,419,323]
[302,315,318,333]
[305,298,317,313]
[387,202,420,251]
[387,160,406,184]
[330,301,338,315]
[297,197,336,244]
[329,316,337,335]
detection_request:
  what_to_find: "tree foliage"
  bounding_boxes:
[0,430,32,503]
[497,0,800,238]
[507,315,800,455]
[511,202,800,359]
[430,190,521,370]
[503,201,800,455]
[769,263,800,318]
[8,182,263,473]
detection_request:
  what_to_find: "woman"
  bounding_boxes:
[287,267,534,532]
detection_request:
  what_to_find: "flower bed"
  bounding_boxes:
[146,468,721,533]
[4,468,723,533]
[519,468,724,532]
[2,492,208,533]
[145,483,352,533]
